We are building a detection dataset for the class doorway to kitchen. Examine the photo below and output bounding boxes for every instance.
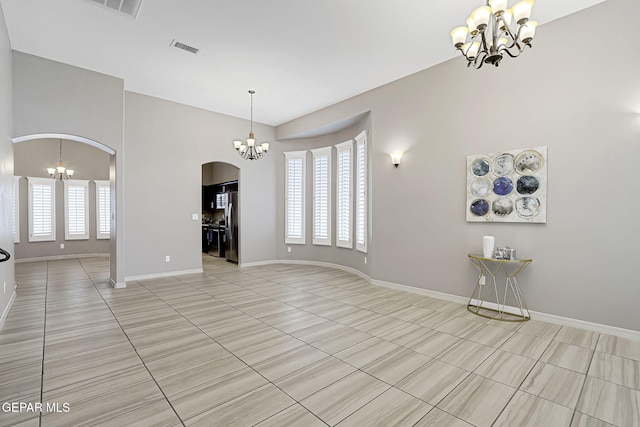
[202,162,240,264]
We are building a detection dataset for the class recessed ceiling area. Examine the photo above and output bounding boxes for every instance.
[0,0,605,127]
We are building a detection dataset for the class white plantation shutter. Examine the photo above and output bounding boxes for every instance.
[285,151,306,244]
[28,177,56,242]
[335,140,353,248]
[95,181,111,239]
[65,180,89,240]
[312,147,332,246]
[13,176,21,243]
[355,131,368,253]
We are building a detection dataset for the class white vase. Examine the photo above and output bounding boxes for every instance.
[482,236,495,258]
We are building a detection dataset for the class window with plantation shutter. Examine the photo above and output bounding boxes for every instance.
[335,140,353,248]
[355,131,368,253]
[13,176,21,243]
[28,177,56,242]
[285,151,306,244]
[64,180,89,240]
[311,147,332,246]
[95,181,111,239]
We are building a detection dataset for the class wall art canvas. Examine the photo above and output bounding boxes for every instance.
[466,146,547,223]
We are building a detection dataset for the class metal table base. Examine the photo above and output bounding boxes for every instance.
[467,254,532,322]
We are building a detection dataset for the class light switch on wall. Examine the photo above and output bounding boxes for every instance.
[192,213,199,220]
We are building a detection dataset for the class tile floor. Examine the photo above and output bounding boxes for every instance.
[1,256,639,426]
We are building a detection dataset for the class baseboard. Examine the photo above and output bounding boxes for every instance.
[15,253,109,263]
[0,290,17,331]
[125,268,204,283]
[247,258,639,340]
[109,277,126,289]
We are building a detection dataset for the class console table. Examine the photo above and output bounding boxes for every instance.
[467,254,532,322]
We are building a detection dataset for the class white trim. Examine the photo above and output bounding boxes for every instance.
[311,146,332,246]
[64,179,90,240]
[125,268,204,282]
[27,177,56,242]
[239,259,640,340]
[284,151,307,245]
[109,278,126,289]
[15,253,110,263]
[94,180,111,239]
[0,290,17,331]
[12,133,115,155]
[335,140,353,249]
[355,131,368,253]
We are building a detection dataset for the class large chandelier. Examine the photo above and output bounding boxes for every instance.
[47,139,75,181]
[233,90,270,160]
[450,0,537,69]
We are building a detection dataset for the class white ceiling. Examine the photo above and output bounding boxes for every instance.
[0,0,604,127]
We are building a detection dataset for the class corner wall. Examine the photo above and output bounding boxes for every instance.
[0,3,14,325]
[12,51,125,285]
[276,0,640,331]
[124,92,277,277]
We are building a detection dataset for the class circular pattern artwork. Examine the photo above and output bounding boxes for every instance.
[467,146,546,222]
[470,199,490,217]
[493,177,513,196]
[515,150,544,174]
[493,154,515,176]
[515,197,541,218]
[469,178,492,197]
[517,176,539,195]
[471,158,491,177]
[492,198,514,216]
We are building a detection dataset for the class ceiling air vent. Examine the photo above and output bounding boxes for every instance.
[171,40,200,55]
[89,0,143,18]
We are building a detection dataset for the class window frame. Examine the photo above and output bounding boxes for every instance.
[284,150,307,245]
[28,177,56,243]
[335,140,353,249]
[64,179,90,241]
[95,180,111,240]
[355,131,368,253]
[311,146,332,246]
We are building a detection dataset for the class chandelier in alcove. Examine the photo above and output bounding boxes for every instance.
[47,139,75,180]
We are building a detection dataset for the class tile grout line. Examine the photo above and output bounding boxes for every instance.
[76,259,187,427]
[179,266,493,425]
[568,330,601,426]
[38,260,50,427]
[133,276,307,424]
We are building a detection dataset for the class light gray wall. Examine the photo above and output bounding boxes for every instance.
[202,162,239,186]
[12,52,125,285]
[124,92,276,277]
[212,162,239,185]
[13,139,110,259]
[275,115,372,276]
[276,0,640,331]
[0,4,14,322]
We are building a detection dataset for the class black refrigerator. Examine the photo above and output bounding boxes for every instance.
[224,191,239,263]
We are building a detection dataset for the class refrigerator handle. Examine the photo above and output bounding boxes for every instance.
[228,203,233,241]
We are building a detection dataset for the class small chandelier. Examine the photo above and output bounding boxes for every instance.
[47,139,75,181]
[450,0,537,69]
[233,90,270,160]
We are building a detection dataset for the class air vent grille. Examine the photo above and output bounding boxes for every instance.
[89,0,143,18]
[171,40,200,55]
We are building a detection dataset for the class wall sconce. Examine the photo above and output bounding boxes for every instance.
[390,152,403,168]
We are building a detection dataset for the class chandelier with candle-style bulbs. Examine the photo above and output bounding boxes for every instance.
[47,139,75,181]
[450,0,537,69]
[232,90,270,160]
